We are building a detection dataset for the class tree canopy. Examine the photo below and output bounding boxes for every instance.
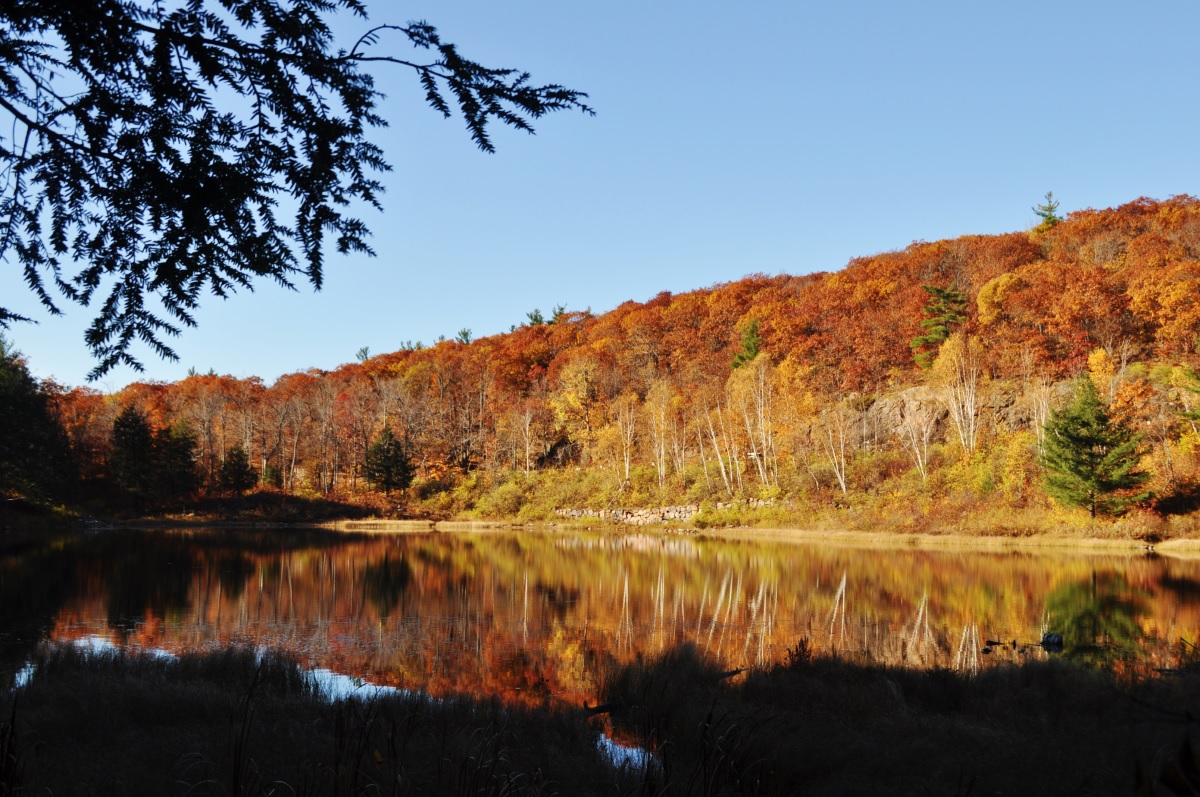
[18,194,1200,526]
[0,1,592,377]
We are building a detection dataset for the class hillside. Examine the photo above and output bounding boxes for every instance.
[35,195,1200,535]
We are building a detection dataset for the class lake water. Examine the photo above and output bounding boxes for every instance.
[2,526,1198,706]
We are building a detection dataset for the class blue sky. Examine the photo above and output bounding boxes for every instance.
[5,1,1200,390]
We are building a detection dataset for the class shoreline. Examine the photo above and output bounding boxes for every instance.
[327,518,1199,557]
[19,513,1200,558]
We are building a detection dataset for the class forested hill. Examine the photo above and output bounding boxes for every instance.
[368,194,1197,393]
[30,196,1200,530]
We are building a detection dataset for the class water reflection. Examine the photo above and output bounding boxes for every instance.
[3,528,1200,705]
[1045,572,1148,666]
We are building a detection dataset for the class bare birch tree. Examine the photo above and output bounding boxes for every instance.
[727,354,778,487]
[645,379,675,489]
[819,400,853,495]
[931,332,985,455]
[895,395,939,482]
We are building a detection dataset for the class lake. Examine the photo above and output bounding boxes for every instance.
[3,526,1198,706]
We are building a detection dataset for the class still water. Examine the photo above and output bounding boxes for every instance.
[2,527,1199,706]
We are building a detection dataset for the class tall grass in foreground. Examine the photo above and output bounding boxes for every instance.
[6,643,1200,794]
[598,642,1200,794]
[2,646,624,796]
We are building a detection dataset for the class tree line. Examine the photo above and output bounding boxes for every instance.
[7,196,1200,524]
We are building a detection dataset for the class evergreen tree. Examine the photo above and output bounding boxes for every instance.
[155,423,200,501]
[1182,368,1200,428]
[156,427,200,501]
[732,319,763,369]
[365,428,414,495]
[219,445,258,495]
[1041,377,1150,518]
[910,284,969,369]
[1032,191,1063,233]
[0,336,75,500]
[0,3,591,376]
[109,406,156,499]
[109,408,198,504]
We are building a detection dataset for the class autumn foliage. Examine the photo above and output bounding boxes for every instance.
[38,196,1200,530]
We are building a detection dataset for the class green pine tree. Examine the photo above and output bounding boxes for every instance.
[0,336,75,501]
[1041,377,1150,518]
[910,284,968,369]
[109,406,156,499]
[219,445,258,495]
[365,428,414,495]
[1182,368,1200,428]
[109,407,198,505]
[732,319,763,369]
[154,423,199,502]
[1032,191,1063,234]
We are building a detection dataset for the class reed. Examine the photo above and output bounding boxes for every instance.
[596,641,1200,794]
[2,644,626,796]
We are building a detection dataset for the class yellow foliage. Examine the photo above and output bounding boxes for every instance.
[929,332,985,388]
[1087,348,1118,400]
[976,272,1025,325]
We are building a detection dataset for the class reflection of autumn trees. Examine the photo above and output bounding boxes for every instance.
[14,530,1200,707]
[38,196,1200,517]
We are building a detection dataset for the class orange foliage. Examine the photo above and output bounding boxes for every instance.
[41,195,1200,505]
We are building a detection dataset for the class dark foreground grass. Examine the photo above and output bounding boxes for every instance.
[598,643,1200,795]
[6,644,1200,795]
[2,646,623,796]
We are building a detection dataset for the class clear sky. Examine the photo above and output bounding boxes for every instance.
[4,1,1200,391]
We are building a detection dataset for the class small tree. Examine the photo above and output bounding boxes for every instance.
[1041,377,1150,517]
[910,285,968,369]
[732,319,763,369]
[219,445,258,495]
[365,428,414,495]
[1032,191,1063,233]
[109,406,156,499]
[155,423,200,502]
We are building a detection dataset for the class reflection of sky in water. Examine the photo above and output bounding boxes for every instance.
[11,636,396,704]
[13,662,33,689]
[597,735,654,771]
[308,667,401,701]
